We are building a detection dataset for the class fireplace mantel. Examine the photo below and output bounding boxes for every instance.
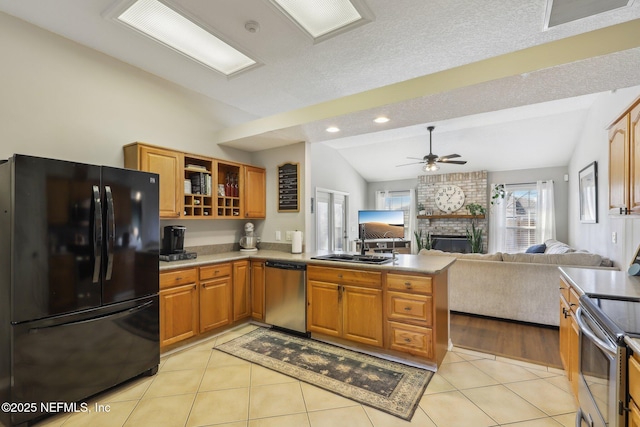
[417,214,485,219]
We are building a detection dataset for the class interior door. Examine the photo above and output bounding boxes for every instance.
[101,167,160,304]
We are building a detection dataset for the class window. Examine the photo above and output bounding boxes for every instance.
[504,184,537,253]
[375,190,412,239]
[489,181,555,253]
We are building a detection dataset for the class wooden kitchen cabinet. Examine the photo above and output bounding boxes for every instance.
[629,354,640,427]
[307,265,383,347]
[250,260,265,321]
[244,165,266,219]
[233,260,251,321]
[608,97,640,214]
[384,273,443,362]
[124,142,182,218]
[559,275,580,399]
[199,263,232,332]
[183,154,213,218]
[124,142,266,221]
[159,268,199,347]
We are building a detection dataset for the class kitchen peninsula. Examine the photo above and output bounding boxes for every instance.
[159,251,455,370]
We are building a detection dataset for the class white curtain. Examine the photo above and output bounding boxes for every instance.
[488,183,507,253]
[374,190,388,209]
[408,188,417,254]
[536,180,556,243]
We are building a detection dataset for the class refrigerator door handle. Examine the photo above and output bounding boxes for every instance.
[105,185,115,281]
[28,300,154,332]
[92,185,103,283]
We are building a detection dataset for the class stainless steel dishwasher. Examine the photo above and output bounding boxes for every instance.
[264,260,307,335]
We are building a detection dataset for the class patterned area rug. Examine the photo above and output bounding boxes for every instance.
[215,328,433,420]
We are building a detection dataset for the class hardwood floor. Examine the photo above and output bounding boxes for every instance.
[450,311,562,368]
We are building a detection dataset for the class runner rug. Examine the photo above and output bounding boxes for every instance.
[215,327,433,421]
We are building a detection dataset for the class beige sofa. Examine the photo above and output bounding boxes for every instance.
[420,242,616,327]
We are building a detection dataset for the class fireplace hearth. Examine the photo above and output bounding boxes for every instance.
[431,235,471,253]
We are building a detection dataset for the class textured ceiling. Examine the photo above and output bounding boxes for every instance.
[2,0,640,180]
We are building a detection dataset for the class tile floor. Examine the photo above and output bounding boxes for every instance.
[34,324,578,427]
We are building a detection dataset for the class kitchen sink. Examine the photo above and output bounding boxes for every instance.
[310,253,393,264]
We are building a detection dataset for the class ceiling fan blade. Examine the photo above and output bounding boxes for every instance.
[396,161,424,167]
[406,157,425,161]
[438,159,467,165]
[439,153,461,160]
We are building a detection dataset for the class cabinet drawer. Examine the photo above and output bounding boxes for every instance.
[160,268,197,290]
[386,291,432,325]
[630,355,640,404]
[387,321,433,359]
[307,265,381,287]
[200,263,232,280]
[386,274,432,294]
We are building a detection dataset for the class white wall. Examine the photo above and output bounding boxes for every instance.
[249,142,306,246]
[0,12,264,248]
[309,143,368,251]
[568,85,640,268]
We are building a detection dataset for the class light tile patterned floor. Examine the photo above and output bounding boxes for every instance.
[34,324,577,427]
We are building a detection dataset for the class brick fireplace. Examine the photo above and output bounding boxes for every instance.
[416,171,488,252]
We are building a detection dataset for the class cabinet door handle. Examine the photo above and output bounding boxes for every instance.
[175,276,182,281]
[404,307,412,311]
[404,338,412,343]
[404,282,412,288]
[337,274,343,279]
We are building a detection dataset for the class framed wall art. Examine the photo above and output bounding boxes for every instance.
[579,161,598,223]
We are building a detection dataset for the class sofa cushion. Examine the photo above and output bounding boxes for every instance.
[419,249,503,261]
[501,252,603,266]
[544,239,574,254]
[525,243,546,253]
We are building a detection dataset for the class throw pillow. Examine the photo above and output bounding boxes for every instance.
[525,243,546,253]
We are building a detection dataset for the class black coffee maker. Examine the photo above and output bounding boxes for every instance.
[162,225,186,255]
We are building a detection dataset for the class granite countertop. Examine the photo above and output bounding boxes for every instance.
[559,266,640,300]
[160,250,457,275]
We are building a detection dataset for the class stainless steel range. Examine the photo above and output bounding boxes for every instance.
[575,295,640,427]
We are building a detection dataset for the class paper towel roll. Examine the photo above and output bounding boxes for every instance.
[629,263,640,276]
[291,231,303,254]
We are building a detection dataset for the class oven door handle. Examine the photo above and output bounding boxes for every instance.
[575,407,593,427]
[575,307,617,357]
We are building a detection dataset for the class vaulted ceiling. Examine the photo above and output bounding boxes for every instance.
[2,0,640,181]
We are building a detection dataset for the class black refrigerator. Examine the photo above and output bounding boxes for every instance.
[0,154,160,427]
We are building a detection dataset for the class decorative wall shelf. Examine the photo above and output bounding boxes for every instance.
[417,214,485,219]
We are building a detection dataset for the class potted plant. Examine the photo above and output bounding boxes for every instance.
[414,230,432,251]
[491,184,505,205]
[417,202,426,216]
[465,203,486,253]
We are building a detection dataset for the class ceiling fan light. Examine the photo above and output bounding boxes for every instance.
[423,163,439,172]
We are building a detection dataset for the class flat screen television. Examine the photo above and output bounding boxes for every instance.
[358,210,405,239]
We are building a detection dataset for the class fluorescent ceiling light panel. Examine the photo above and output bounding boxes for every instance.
[117,0,256,76]
[271,0,365,39]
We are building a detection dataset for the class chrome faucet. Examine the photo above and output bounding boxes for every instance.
[383,231,400,262]
[391,236,400,262]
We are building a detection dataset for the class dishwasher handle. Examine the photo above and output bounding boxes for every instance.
[265,260,307,271]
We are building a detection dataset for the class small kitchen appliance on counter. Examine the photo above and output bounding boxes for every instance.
[160,225,196,261]
[240,222,259,252]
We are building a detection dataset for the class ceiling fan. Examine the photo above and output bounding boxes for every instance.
[397,126,467,171]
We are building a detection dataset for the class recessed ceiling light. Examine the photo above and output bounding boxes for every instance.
[326,126,340,133]
[374,116,390,123]
[270,0,371,41]
[117,0,257,76]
